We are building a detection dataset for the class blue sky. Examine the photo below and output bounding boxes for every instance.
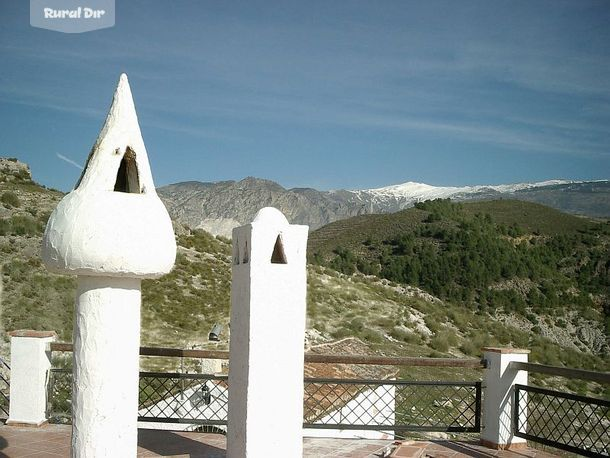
[0,0,609,192]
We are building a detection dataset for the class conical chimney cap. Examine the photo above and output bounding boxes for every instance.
[42,74,176,278]
[76,73,155,194]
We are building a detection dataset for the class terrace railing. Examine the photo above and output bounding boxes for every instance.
[0,357,9,420]
[138,371,228,428]
[5,337,606,456]
[511,361,610,458]
[303,378,481,433]
[47,343,485,434]
[40,342,610,455]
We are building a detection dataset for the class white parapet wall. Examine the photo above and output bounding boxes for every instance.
[7,330,56,426]
[481,347,529,450]
[227,207,309,458]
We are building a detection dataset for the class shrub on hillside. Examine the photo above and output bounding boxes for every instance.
[0,218,10,235]
[328,246,358,275]
[429,330,458,352]
[390,327,422,344]
[10,215,43,236]
[0,215,44,236]
[1,191,20,208]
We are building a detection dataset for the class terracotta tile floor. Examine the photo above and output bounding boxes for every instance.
[390,440,558,458]
[0,425,558,458]
[0,425,393,457]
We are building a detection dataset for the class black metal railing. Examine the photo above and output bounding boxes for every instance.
[48,370,481,433]
[510,362,610,385]
[303,378,480,432]
[48,369,229,428]
[0,357,10,419]
[514,384,610,458]
[139,372,228,427]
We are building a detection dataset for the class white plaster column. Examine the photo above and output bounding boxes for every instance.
[481,347,529,450]
[227,207,309,458]
[7,330,56,426]
[72,276,141,457]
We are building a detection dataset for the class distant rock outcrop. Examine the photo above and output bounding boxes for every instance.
[157,178,372,237]
[0,158,32,183]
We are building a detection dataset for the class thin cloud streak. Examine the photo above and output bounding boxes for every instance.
[56,153,83,170]
[0,95,104,119]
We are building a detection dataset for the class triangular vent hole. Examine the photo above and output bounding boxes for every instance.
[271,235,287,264]
[114,147,141,193]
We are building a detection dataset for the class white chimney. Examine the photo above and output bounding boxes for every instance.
[42,73,176,457]
[227,207,309,458]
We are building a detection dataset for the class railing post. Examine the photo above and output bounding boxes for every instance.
[227,208,309,458]
[480,347,529,450]
[6,330,56,426]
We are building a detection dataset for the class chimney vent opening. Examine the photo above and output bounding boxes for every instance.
[114,147,141,193]
[271,234,287,264]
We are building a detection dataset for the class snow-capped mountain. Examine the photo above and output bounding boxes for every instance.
[362,179,576,200]
[158,178,609,237]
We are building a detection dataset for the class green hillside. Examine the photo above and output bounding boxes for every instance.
[310,199,597,255]
[309,199,609,360]
[461,199,598,235]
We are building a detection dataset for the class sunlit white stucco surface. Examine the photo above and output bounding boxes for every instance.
[72,276,141,456]
[228,207,309,458]
[6,333,55,426]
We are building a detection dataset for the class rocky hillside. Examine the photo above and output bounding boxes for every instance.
[158,178,368,237]
[0,158,69,339]
[158,178,610,237]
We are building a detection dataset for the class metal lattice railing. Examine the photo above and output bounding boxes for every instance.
[0,357,10,419]
[47,370,481,433]
[139,372,228,427]
[514,384,610,458]
[303,378,481,432]
[47,369,229,428]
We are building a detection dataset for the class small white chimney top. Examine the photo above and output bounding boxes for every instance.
[252,206,289,227]
[42,73,176,278]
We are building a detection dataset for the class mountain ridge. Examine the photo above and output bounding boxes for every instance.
[158,177,610,237]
